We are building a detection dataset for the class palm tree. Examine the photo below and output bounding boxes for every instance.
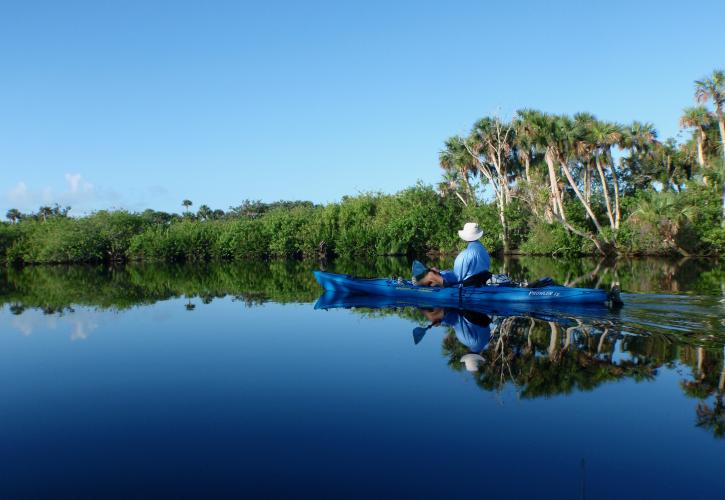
[694,69,725,225]
[197,204,212,221]
[551,114,607,237]
[38,206,54,222]
[439,136,477,206]
[465,116,517,253]
[619,121,658,191]
[680,106,711,167]
[182,199,193,214]
[6,208,21,223]
[572,113,597,206]
[516,109,566,221]
[513,115,542,187]
[589,120,624,229]
[437,169,469,206]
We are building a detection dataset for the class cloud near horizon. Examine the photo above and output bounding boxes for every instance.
[3,173,123,215]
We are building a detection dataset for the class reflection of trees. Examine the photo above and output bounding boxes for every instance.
[3,256,723,314]
[443,317,660,398]
[438,312,725,438]
[505,256,724,295]
[0,261,323,313]
[680,346,725,438]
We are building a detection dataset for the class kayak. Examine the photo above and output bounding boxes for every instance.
[313,270,618,305]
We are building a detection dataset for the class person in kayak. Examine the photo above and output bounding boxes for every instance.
[413,222,491,287]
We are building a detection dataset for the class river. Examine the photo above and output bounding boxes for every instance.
[1,257,723,498]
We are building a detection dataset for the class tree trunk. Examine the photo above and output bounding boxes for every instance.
[545,149,565,220]
[595,155,615,228]
[696,129,705,167]
[584,161,592,204]
[663,155,672,192]
[461,170,476,206]
[548,322,559,357]
[502,166,512,204]
[605,149,621,230]
[717,115,725,227]
[559,157,605,235]
[497,191,510,254]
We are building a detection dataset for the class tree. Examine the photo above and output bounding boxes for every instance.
[36,204,70,222]
[439,136,477,206]
[587,120,624,229]
[694,69,725,225]
[463,115,517,253]
[197,204,212,221]
[680,106,711,168]
[6,208,21,223]
[620,121,658,191]
[516,110,566,222]
[651,139,692,192]
[182,199,193,214]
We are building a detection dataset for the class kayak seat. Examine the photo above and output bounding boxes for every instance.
[462,271,492,287]
[526,277,555,288]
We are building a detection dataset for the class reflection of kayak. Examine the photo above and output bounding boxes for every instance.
[314,291,613,322]
[314,270,615,305]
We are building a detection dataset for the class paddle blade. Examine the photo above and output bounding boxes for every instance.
[413,327,428,345]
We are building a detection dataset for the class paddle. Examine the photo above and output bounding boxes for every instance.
[412,324,434,345]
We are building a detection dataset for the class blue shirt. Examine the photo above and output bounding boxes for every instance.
[441,311,491,352]
[440,241,490,286]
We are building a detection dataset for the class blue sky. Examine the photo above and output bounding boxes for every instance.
[1,0,723,215]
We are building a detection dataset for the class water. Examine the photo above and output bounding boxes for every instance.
[1,257,724,499]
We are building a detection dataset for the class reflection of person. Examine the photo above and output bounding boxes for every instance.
[420,308,492,353]
[413,222,491,287]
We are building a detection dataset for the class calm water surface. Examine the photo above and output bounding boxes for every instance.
[1,257,724,499]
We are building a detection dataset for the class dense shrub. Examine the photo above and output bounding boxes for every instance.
[618,184,724,256]
[2,182,722,264]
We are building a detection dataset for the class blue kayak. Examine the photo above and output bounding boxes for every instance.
[313,270,617,305]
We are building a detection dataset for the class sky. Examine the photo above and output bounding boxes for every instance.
[1,0,723,215]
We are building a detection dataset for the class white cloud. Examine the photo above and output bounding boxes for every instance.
[70,317,98,341]
[65,173,93,195]
[6,309,99,341]
[2,173,115,214]
[8,182,29,204]
[2,173,168,215]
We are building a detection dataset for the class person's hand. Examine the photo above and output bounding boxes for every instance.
[430,267,440,273]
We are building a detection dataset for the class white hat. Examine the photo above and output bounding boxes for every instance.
[460,353,485,372]
[458,222,484,242]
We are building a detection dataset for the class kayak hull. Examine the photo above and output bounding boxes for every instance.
[313,271,611,305]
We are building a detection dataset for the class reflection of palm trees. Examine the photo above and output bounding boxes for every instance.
[696,395,725,438]
[680,345,725,438]
[442,314,660,398]
[185,298,195,311]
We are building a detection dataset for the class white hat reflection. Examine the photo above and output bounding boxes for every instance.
[460,353,485,372]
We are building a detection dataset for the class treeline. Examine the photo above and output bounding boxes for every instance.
[0,186,471,264]
[1,70,723,264]
[437,69,725,256]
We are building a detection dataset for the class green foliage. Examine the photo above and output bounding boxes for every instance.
[2,178,724,265]
[519,221,585,255]
[0,223,21,262]
[618,184,724,256]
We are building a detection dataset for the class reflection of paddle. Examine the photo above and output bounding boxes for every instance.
[413,324,434,344]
